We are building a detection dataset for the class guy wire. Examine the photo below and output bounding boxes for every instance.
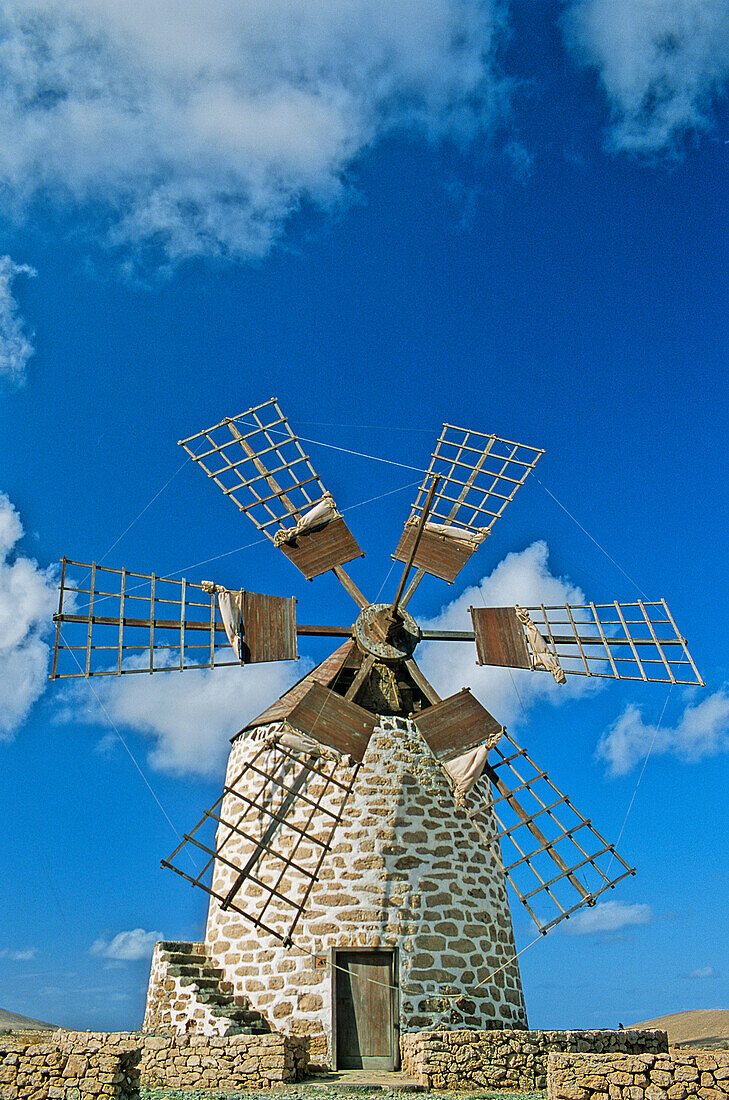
[60,629,196,869]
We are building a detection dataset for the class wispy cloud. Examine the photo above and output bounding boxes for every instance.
[418,540,598,729]
[0,256,36,385]
[597,688,729,776]
[0,948,37,961]
[688,965,715,979]
[0,492,58,738]
[90,928,161,962]
[61,656,307,777]
[0,1,511,271]
[564,899,652,936]
[562,0,729,156]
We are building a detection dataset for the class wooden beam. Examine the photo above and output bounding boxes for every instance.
[404,658,441,705]
[344,653,376,702]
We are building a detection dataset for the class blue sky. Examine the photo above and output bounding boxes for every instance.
[0,0,727,1032]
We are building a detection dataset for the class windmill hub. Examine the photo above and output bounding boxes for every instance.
[354,602,420,661]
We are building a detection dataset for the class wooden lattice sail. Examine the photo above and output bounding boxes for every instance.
[50,559,297,679]
[163,734,362,945]
[393,424,544,584]
[463,730,635,933]
[178,399,364,581]
[470,601,703,685]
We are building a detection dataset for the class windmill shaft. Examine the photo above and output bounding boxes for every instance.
[55,611,351,638]
[420,628,685,647]
[390,474,440,624]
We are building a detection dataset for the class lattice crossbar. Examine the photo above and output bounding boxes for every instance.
[464,731,635,934]
[50,558,296,679]
[178,399,330,541]
[521,600,703,686]
[408,423,543,536]
[163,740,360,945]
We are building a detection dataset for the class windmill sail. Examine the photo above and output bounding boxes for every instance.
[163,734,361,945]
[393,423,543,583]
[178,399,363,580]
[50,559,297,679]
[470,601,703,685]
[462,729,635,934]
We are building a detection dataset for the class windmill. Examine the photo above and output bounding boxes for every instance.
[51,399,703,1052]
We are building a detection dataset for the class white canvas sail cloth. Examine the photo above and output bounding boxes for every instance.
[444,743,493,802]
[515,605,566,684]
[248,721,344,761]
[423,520,488,545]
[274,494,338,546]
[201,581,244,660]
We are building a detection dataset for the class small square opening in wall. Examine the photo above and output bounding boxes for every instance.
[314,956,327,969]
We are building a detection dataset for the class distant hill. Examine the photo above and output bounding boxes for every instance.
[0,1007,58,1032]
[632,1009,729,1050]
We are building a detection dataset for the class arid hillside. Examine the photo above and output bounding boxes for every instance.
[0,1007,57,1031]
[633,1009,729,1049]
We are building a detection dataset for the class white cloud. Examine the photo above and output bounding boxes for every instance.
[0,0,511,269]
[562,0,729,155]
[564,899,652,935]
[64,656,308,777]
[418,541,597,729]
[0,255,36,385]
[688,965,715,979]
[0,492,57,738]
[90,928,161,961]
[0,947,37,960]
[597,688,729,777]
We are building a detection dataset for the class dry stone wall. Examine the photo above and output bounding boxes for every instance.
[0,1030,307,1098]
[0,1031,139,1100]
[400,1028,669,1091]
[548,1050,729,1100]
[204,715,527,1064]
[140,1032,307,1090]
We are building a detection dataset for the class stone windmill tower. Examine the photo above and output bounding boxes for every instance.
[51,400,703,1069]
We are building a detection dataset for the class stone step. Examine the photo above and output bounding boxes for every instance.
[178,975,224,992]
[158,942,207,959]
[167,963,225,980]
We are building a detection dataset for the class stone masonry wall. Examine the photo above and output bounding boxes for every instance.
[203,715,527,1065]
[548,1050,729,1100]
[140,1032,307,1090]
[0,1031,139,1100]
[0,1030,307,1098]
[400,1029,669,1091]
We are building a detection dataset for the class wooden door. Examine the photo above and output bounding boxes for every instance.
[335,951,397,1070]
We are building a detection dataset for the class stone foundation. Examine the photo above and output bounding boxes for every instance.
[400,1028,669,1091]
[548,1050,729,1100]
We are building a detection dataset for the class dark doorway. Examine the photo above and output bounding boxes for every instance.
[334,950,398,1070]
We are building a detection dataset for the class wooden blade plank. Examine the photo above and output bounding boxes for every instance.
[278,521,365,583]
[471,606,531,669]
[285,681,375,761]
[415,687,502,760]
